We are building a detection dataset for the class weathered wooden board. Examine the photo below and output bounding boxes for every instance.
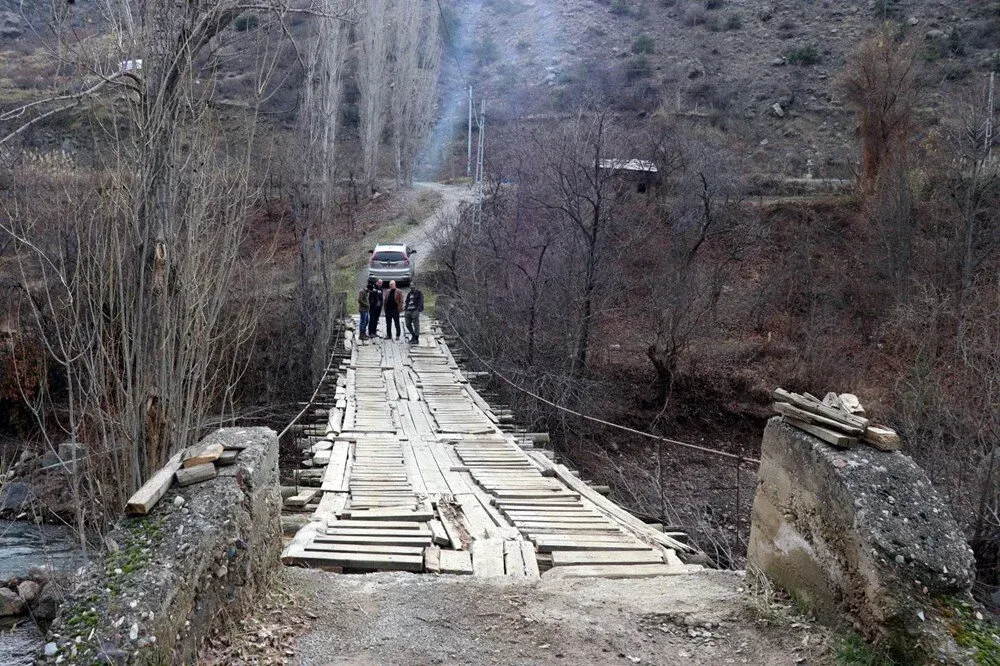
[551,550,664,566]
[126,451,184,515]
[471,539,505,577]
[176,462,217,486]
[182,443,224,468]
[438,549,474,575]
[541,563,685,579]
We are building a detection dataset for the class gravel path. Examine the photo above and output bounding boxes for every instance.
[284,568,831,665]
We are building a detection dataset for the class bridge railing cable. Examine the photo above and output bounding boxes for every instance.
[441,317,761,467]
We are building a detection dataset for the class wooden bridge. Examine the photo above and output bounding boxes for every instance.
[280,317,702,579]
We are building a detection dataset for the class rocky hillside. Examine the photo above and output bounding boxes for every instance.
[452,0,999,178]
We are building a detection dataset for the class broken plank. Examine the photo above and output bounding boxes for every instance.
[285,489,319,507]
[521,541,540,578]
[424,546,441,573]
[295,549,423,571]
[863,425,901,452]
[503,540,525,577]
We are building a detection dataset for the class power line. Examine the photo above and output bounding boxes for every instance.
[442,318,761,466]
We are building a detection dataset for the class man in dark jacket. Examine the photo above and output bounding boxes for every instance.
[357,285,370,341]
[404,282,424,344]
[383,280,403,340]
[367,279,383,338]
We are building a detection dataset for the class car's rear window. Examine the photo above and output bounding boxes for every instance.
[373,251,406,262]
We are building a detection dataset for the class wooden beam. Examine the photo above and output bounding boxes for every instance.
[181,443,224,468]
[175,462,217,486]
[126,451,183,515]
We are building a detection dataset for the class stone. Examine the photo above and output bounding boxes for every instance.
[0,587,25,616]
[925,29,945,40]
[129,622,139,641]
[17,580,40,603]
[748,418,976,662]
[32,582,63,621]
[44,642,58,657]
[771,103,785,118]
[907,16,919,26]
[771,57,785,67]
[173,495,186,508]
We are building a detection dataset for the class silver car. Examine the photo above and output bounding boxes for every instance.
[367,243,416,286]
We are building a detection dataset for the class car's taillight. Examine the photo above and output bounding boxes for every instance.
[402,257,410,266]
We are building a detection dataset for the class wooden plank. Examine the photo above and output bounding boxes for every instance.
[182,443,224,468]
[285,489,319,507]
[438,549,474,575]
[783,417,857,449]
[773,402,863,436]
[217,450,239,466]
[521,541,540,578]
[325,528,431,538]
[773,388,869,429]
[551,550,664,566]
[326,520,428,530]
[542,563,686,579]
[344,507,433,521]
[503,540,525,577]
[549,464,693,553]
[175,462,217,486]
[471,539,505,577]
[429,520,450,546]
[126,451,183,515]
[294,550,423,571]
[313,534,432,547]
[863,425,901,451]
[531,538,649,553]
[424,546,441,573]
[304,543,425,556]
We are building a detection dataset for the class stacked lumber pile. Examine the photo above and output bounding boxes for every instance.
[772,388,901,451]
[125,440,244,515]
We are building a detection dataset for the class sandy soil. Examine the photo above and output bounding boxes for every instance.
[278,568,831,666]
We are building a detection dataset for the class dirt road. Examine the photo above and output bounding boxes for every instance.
[356,181,473,293]
[279,568,830,665]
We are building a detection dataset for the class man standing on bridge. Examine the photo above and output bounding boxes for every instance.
[383,280,404,340]
[368,279,383,338]
[404,281,424,345]
[357,284,371,341]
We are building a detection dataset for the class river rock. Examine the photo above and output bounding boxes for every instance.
[17,580,40,603]
[32,582,62,621]
[0,587,25,616]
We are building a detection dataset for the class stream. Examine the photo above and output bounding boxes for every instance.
[0,520,84,665]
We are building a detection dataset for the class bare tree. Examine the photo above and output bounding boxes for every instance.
[837,27,919,191]
[357,0,392,191]
[0,0,356,531]
[388,0,441,187]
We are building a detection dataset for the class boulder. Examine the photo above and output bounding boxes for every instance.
[32,582,63,621]
[749,418,976,662]
[771,103,785,118]
[0,587,25,616]
[17,580,40,604]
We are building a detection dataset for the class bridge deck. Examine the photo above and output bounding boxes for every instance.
[282,318,701,578]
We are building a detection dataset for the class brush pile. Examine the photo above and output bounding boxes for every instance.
[772,388,901,451]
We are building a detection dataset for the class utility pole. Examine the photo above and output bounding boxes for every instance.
[986,72,995,163]
[474,98,486,225]
[467,86,473,177]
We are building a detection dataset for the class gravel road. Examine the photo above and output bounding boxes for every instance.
[284,568,831,665]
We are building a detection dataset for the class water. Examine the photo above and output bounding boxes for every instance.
[0,520,85,664]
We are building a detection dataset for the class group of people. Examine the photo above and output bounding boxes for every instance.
[357,279,424,344]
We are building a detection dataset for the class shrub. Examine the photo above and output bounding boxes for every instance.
[759,6,774,22]
[725,13,743,30]
[516,38,531,52]
[476,35,500,65]
[991,52,1000,73]
[611,0,631,16]
[233,13,259,31]
[632,34,655,54]
[943,60,972,81]
[873,0,897,18]
[947,27,966,56]
[625,55,652,81]
[788,45,820,66]
[706,15,722,32]
[705,0,724,9]
[683,3,707,26]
